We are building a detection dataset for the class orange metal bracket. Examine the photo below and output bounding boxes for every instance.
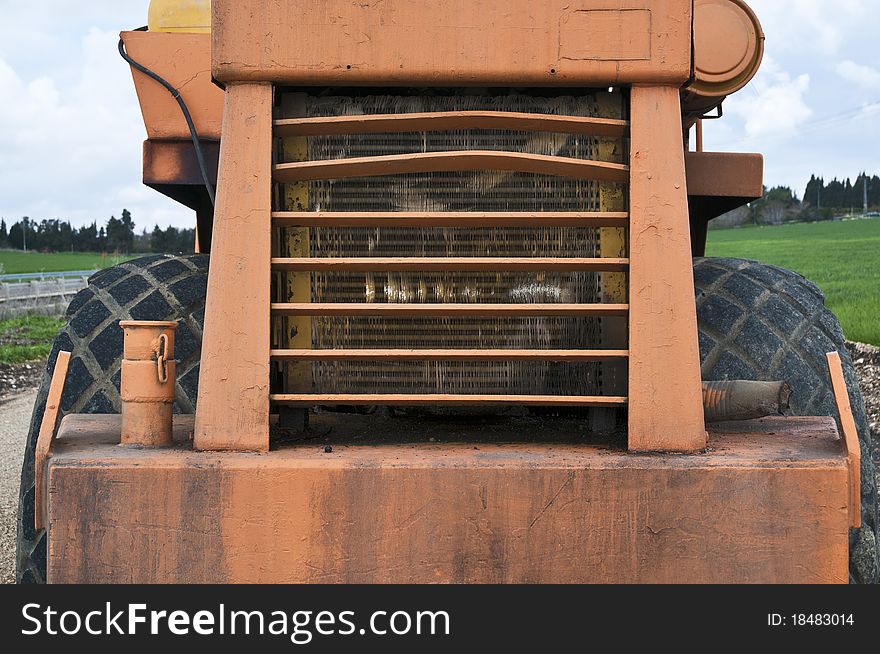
[270,257,629,273]
[122,31,222,140]
[270,349,629,362]
[34,351,71,531]
[826,351,862,529]
[274,112,629,138]
[274,151,629,184]
[272,211,629,228]
[271,303,628,318]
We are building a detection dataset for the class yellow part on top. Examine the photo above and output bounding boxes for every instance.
[148,0,211,33]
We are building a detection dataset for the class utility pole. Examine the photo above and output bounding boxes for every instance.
[22,218,27,253]
[864,173,869,215]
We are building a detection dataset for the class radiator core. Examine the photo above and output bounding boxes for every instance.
[275,92,627,398]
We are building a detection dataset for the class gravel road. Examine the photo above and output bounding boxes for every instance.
[0,391,35,584]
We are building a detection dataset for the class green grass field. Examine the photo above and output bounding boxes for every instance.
[706,218,880,345]
[0,251,133,276]
[0,315,66,364]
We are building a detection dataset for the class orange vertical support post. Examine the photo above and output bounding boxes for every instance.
[34,351,71,531]
[628,86,707,452]
[194,83,273,451]
[826,351,862,529]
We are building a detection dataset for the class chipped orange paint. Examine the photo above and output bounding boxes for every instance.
[628,86,708,452]
[690,1,764,100]
[34,351,71,531]
[211,0,694,86]
[47,414,849,584]
[685,151,764,200]
[193,83,273,452]
[122,31,222,140]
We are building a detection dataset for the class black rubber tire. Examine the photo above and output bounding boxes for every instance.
[15,254,208,584]
[695,257,879,584]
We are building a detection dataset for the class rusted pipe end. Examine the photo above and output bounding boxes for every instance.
[119,320,179,447]
[120,320,179,360]
[702,380,791,423]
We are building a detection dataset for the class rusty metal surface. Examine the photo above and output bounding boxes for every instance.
[686,151,765,255]
[827,352,862,529]
[683,0,765,116]
[47,413,849,584]
[122,30,221,140]
[143,139,219,189]
[271,92,621,402]
[119,321,178,447]
[34,351,70,531]
[702,380,791,423]
[212,0,693,86]
[142,139,218,250]
[686,151,764,199]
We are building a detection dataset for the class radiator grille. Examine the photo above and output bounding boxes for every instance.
[273,91,627,399]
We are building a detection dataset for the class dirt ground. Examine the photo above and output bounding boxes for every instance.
[0,362,42,399]
[0,391,36,583]
[847,342,880,459]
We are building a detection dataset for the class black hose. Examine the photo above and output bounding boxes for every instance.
[118,26,216,207]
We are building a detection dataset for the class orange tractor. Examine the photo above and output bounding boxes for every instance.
[17,0,877,583]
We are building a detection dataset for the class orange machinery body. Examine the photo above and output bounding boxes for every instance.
[44,0,855,584]
[126,0,765,256]
[48,413,849,583]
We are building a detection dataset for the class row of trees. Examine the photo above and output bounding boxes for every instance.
[712,172,880,229]
[803,174,880,212]
[0,211,195,255]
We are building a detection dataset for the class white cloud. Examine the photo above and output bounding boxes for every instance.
[0,23,190,230]
[835,60,880,90]
[748,0,862,56]
[704,2,880,196]
[724,58,812,139]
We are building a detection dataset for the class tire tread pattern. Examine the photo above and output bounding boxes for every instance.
[695,257,878,584]
[16,255,208,584]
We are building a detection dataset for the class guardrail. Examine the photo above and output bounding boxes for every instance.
[0,270,98,283]
[0,276,89,318]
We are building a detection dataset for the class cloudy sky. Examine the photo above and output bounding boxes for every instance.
[1,0,878,229]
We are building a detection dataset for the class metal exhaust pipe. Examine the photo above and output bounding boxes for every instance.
[702,380,791,423]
